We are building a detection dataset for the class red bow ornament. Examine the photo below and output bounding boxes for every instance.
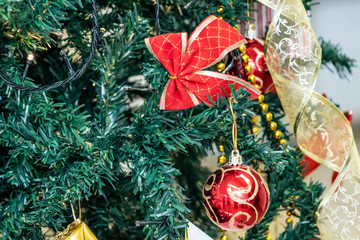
[145,15,261,110]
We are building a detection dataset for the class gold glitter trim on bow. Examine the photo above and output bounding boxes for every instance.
[264,0,360,239]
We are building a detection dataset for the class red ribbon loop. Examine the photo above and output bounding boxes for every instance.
[145,15,261,110]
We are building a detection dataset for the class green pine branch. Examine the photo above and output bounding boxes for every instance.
[319,37,356,80]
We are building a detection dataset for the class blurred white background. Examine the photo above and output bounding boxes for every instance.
[307,0,360,190]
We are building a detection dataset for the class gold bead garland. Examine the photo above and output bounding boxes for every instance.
[217,5,225,13]
[217,62,226,72]
[286,202,296,224]
[239,44,287,146]
[218,145,226,164]
[248,74,256,84]
[216,44,288,169]
[219,228,228,240]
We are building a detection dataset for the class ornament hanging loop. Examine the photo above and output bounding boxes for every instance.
[229,150,243,165]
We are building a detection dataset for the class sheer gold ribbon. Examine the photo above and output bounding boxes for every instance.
[260,0,360,238]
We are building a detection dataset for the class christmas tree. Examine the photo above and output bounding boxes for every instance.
[0,0,356,240]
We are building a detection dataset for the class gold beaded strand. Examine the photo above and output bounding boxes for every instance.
[238,44,287,146]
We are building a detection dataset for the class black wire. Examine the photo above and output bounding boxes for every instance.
[0,0,100,92]
[155,0,161,35]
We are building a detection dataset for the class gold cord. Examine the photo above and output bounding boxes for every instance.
[229,97,238,153]
[247,0,254,25]
[70,200,82,221]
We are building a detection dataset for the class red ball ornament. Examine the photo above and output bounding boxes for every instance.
[202,164,270,231]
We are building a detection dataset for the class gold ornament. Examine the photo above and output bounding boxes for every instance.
[267,236,272,240]
[244,64,252,73]
[219,145,224,152]
[234,24,239,30]
[279,139,287,146]
[217,62,226,72]
[238,44,246,53]
[217,5,225,13]
[55,219,98,240]
[252,126,259,133]
[258,94,264,103]
[248,74,256,84]
[241,54,249,63]
[265,112,273,121]
[217,16,223,20]
[287,211,292,216]
[286,217,293,223]
[220,235,229,240]
[254,84,261,89]
[218,155,226,164]
[260,103,268,112]
[274,130,282,139]
[269,121,277,130]
[252,115,258,124]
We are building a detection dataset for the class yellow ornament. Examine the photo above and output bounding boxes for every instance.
[274,130,282,139]
[252,126,259,133]
[267,236,272,240]
[218,155,226,164]
[220,235,229,240]
[234,24,239,30]
[244,64,252,73]
[248,74,256,84]
[279,139,287,146]
[258,94,264,103]
[252,115,258,124]
[217,62,226,72]
[238,44,246,53]
[260,103,268,112]
[265,112,273,121]
[217,5,225,13]
[269,121,277,130]
[219,145,224,152]
[55,219,98,240]
[241,54,249,63]
[218,16,223,20]
[254,84,261,89]
[286,217,293,223]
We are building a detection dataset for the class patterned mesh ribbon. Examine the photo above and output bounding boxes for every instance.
[260,0,360,238]
[145,15,261,110]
